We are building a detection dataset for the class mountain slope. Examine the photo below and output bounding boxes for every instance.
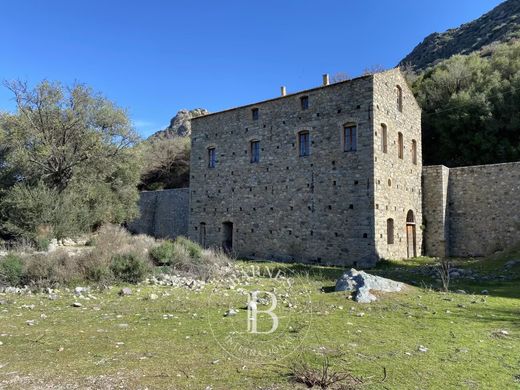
[400,0,520,71]
[150,108,209,139]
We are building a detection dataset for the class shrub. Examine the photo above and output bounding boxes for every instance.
[23,251,81,288]
[150,241,175,265]
[175,236,202,259]
[0,254,24,286]
[110,253,150,283]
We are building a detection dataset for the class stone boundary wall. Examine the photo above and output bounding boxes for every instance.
[128,188,189,239]
[423,162,520,257]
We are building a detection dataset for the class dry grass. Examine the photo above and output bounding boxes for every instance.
[291,357,363,389]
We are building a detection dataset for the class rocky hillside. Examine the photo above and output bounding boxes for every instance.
[150,108,209,139]
[400,0,520,71]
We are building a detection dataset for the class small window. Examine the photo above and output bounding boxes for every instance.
[411,139,417,165]
[252,108,259,120]
[381,124,388,153]
[298,131,310,157]
[398,132,404,159]
[208,147,216,168]
[250,140,260,163]
[396,85,403,112]
[300,96,309,110]
[344,124,357,152]
[387,218,394,244]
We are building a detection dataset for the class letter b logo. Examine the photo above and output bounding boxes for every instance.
[247,291,278,334]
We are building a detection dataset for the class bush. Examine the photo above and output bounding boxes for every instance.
[0,254,24,286]
[150,241,175,265]
[110,253,150,283]
[23,251,82,288]
[175,236,202,259]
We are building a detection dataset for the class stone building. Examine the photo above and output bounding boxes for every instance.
[188,69,422,267]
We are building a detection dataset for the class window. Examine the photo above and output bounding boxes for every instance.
[344,124,357,152]
[298,130,310,157]
[252,108,259,120]
[208,147,216,168]
[250,140,260,163]
[387,218,394,244]
[396,85,403,112]
[199,222,206,248]
[398,132,404,159]
[411,139,417,165]
[381,124,388,153]
[300,96,309,110]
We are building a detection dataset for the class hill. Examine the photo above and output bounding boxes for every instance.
[150,108,209,139]
[400,0,520,71]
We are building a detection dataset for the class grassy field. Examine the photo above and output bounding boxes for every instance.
[0,253,519,389]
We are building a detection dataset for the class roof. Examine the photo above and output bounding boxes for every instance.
[191,72,380,121]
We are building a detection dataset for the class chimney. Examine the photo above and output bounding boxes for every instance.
[322,73,330,86]
[280,86,287,96]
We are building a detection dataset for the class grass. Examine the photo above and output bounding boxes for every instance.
[0,253,519,389]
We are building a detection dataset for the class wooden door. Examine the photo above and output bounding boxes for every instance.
[406,224,416,258]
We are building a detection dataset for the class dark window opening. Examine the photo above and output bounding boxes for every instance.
[300,96,309,110]
[208,147,216,168]
[250,140,260,163]
[252,108,259,120]
[298,130,310,156]
[343,124,357,152]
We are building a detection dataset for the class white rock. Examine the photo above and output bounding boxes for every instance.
[224,309,238,317]
[418,345,428,352]
[335,269,403,303]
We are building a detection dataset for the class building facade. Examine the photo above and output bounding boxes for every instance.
[187,69,422,267]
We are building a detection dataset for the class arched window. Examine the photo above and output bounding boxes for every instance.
[387,218,394,244]
[406,210,415,224]
[343,123,357,152]
[381,124,388,153]
[396,85,403,112]
[298,130,310,156]
[411,139,417,165]
[398,132,404,159]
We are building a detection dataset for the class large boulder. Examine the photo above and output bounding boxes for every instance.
[335,269,404,303]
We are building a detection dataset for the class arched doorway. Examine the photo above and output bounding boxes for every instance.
[222,221,233,254]
[406,210,416,258]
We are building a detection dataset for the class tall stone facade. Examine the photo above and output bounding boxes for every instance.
[188,69,421,267]
[423,162,520,257]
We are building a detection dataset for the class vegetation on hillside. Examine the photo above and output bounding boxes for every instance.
[0,81,141,244]
[400,0,520,71]
[411,41,520,167]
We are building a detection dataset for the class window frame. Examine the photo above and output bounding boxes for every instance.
[298,130,310,157]
[250,140,260,163]
[207,147,216,168]
[396,85,403,112]
[381,124,388,153]
[300,96,309,110]
[251,108,259,121]
[343,123,357,152]
[387,218,394,244]
[398,132,404,160]
[411,139,417,165]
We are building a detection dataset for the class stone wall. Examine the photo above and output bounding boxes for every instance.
[128,189,189,239]
[423,162,520,257]
[189,69,421,266]
[372,70,423,260]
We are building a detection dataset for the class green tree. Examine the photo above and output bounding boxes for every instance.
[0,80,141,241]
[411,41,520,167]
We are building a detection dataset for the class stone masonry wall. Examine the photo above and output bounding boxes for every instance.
[422,165,450,257]
[128,189,189,239]
[189,75,377,266]
[423,162,520,257]
[447,162,520,256]
[373,70,423,260]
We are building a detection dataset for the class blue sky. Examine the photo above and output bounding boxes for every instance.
[0,0,503,137]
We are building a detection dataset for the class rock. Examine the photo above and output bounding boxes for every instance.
[48,294,59,301]
[74,287,89,296]
[455,290,467,294]
[418,345,428,353]
[72,302,83,308]
[335,269,403,303]
[504,260,519,268]
[481,289,489,295]
[118,288,132,296]
[150,108,209,138]
[149,293,158,300]
[0,300,6,305]
[224,309,238,317]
